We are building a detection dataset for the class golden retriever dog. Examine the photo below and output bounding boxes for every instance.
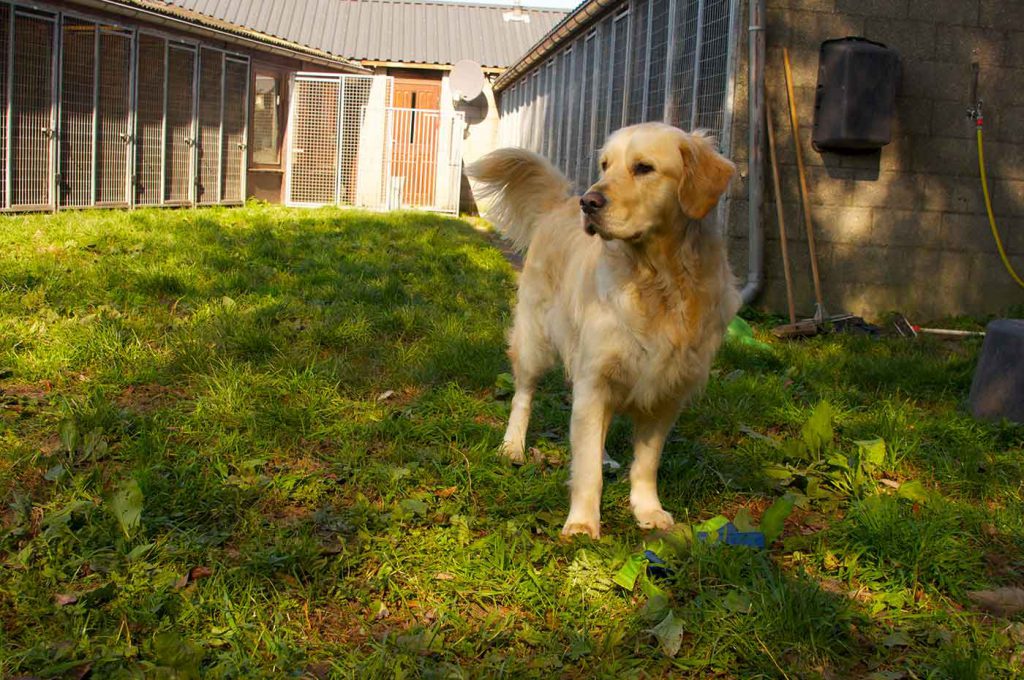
[467,123,740,539]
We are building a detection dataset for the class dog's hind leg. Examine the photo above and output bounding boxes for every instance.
[501,319,554,464]
[562,382,612,539]
[629,405,680,531]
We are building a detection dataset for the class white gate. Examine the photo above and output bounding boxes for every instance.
[286,73,464,214]
[379,107,464,214]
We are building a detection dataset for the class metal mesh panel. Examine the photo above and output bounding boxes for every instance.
[564,45,582,176]
[542,60,555,159]
[95,27,131,205]
[0,4,7,209]
[11,11,55,209]
[593,19,611,156]
[694,0,731,139]
[196,47,221,205]
[554,50,567,169]
[288,77,339,204]
[609,12,628,136]
[134,33,164,206]
[527,72,539,152]
[220,56,247,204]
[339,75,372,205]
[668,0,701,128]
[164,44,195,204]
[58,18,94,208]
[576,33,596,187]
[645,0,670,122]
[626,0,648,125]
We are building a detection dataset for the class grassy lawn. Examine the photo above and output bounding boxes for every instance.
[1,204,1022,678]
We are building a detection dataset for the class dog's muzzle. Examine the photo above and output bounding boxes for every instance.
[581,191,607,236]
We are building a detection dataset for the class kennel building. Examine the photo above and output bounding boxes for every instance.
[5,0,563,214]
[495,0,1024,319]
[0,0,371,213]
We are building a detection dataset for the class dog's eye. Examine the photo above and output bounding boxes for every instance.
[632,162,655,176]
[600,159,608,171]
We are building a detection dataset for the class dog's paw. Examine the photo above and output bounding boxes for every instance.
[634,507,675,531]
[561,521,600,540]
[499,441,525,465]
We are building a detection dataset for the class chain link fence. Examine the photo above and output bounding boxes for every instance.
[499,0,741,191]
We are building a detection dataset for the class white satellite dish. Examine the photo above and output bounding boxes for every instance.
[450,59,485,102]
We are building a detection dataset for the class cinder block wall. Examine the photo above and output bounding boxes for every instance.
[727,0,1024,321]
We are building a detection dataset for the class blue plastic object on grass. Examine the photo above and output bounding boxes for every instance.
[696,522,766,549]
[643,550,671,578]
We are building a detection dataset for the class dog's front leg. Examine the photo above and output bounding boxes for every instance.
[630,404,680,531]
[562,382,612,539]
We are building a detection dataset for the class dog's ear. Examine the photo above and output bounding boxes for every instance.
[677,133,735,220]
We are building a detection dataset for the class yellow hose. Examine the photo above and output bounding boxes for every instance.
[977,125,1024,289]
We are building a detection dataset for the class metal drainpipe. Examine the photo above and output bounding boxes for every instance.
[741,0,766,304]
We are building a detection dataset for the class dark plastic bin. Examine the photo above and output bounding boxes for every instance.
[812,37,900,152]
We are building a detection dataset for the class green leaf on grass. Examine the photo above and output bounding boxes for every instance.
[761,494,796,544]
[801,401,834,458]
[109,479,143,538]
[856,438,886,469]
[399,498,428,516]
[612,553,649,591]
[649,609,685,657]
[897,479,929,504]
[733,508,758,533]
[764,464,795,481]
[723,590,752,613]
[693,515,730,538]
[153,631,204,678]
[44,464,66,482]
[494,372,515,398]
[59,420,78,454]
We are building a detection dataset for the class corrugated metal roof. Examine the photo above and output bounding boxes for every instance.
[92,0,367,70]
[165,0,568,68]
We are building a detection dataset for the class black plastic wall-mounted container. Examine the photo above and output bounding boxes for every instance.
[812,37,900,152]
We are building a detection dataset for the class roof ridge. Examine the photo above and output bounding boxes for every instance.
[325,0,568,14]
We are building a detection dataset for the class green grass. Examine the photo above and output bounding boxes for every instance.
[0,204,1022,678]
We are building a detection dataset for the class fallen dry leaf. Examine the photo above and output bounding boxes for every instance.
[968,587,1024,616]
[879,479,901,489]
[189,565,213,581]
[175,565,214,589]
[376,390,395,402]
[434,571,455,581]
[435,486,457,498]
[54,593,78,606]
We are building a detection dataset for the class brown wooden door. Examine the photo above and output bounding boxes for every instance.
[391,74,441,207]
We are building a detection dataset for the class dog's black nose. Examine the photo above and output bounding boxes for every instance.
[580,191,607,215]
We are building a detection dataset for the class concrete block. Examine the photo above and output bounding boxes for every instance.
[934,25,1008,66]
[836,0,907,19]
[864,18,936,62]
[980,0,1024,29]
[908,0,979,26]
[969,319,1024,423]
[941,212,999,252]
[766,0,836,11]
[894,97,933,136]
[879,135,915,172]
[871,209,942,247]
[900,61,971,101]
[912,135,981,175]
[810,205,874,244]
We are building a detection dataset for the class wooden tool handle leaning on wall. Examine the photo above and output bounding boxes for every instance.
[782,47,826,320]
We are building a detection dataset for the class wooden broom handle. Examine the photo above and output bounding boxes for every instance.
[782,47,825,312]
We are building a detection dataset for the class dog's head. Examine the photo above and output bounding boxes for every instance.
[580,123,735,242]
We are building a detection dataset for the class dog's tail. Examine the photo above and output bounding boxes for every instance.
[467,148,573,252]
